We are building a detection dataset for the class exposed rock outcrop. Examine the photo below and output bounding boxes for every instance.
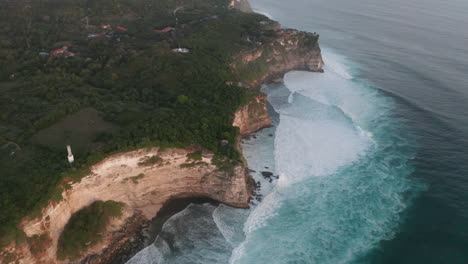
[233,94,272,135]
[0,5,325,264]
[0,148,251,264]
[0,86,280,264]
[233,29,324,88]
[229,0,253,12]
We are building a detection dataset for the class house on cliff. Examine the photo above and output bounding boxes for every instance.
[155,27,175,33]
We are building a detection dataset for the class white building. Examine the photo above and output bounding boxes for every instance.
[66,145,74,164]
[172,48,190,53]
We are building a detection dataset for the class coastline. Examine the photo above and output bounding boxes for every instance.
[3,147,252,264]
[83,197,219,264]
[0,1,324,263]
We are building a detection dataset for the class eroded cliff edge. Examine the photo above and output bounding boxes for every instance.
[232,29,324,88]
[1,148,252,264]
[233,94,272,135]
[0,9,325,264]
[0,96,275,264]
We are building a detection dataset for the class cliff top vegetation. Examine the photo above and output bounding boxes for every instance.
[0,0,278,246]
[0,0,318,247]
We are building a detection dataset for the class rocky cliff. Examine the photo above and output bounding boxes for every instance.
[0,148,251,264]
[0,94,275,264]
[0,5,325,264]
[229,0,253,12]
[233,94,272,135]
[232,29,324,88]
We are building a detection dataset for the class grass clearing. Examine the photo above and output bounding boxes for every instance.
[33,108,119,154]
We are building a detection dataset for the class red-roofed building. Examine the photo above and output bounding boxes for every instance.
[155,27,174,33]
[51,49,65,55]
[101,24,111,29]
[51,49,75,57]
[181,24,187,28]
[65,51,75,57]
[116,26,128,31]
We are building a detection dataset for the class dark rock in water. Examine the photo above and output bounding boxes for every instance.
[261,171,274,177]
[251,181,263,203]
[261,171,274,183]
[255,194,263,202]
[264,166,269,169]
[248,168,257,173]
[261,171,279,183]
[83,198,219,264]
[268,134,273,137]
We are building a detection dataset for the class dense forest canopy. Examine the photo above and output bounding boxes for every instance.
[0,0,276,245]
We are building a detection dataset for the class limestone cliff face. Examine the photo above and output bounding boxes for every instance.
[0,6,325,264]
[233,30,324,88]
[0,148,251,264]
[1,90,274,264]
[233,94,272,135]
[229,0,253,12]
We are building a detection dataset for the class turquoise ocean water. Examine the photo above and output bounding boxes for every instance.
[127,0,468,263]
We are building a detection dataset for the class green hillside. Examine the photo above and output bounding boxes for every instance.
[0,0,275,246]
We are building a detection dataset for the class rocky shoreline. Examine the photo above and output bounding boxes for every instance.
[83,197,218,264]
[0,2,324,263]
[231,29,324,89]
[77,95,274,264]
[1,146,253,264]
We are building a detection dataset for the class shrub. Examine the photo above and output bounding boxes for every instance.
[138,155,163,166]
[122,173,145,184]
[180,161,208,168]
[186,151,203,161]
[56,200,125,260]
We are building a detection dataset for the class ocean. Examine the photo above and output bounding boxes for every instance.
[126,0,468,263]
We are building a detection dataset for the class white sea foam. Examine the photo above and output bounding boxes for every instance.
[127,47,414,264]
[229,49,413,264]
[212,204,249,247]
[272,55,373,184]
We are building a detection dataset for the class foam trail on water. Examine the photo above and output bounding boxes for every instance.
[230,50,419,264]
[126,50,420,264]
[127,204,234,264]
[212,204,250,247]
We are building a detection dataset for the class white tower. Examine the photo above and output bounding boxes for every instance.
[66,145,74,164]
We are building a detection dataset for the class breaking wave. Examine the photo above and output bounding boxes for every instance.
[127,51,421,264]
[230,50,420,264]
